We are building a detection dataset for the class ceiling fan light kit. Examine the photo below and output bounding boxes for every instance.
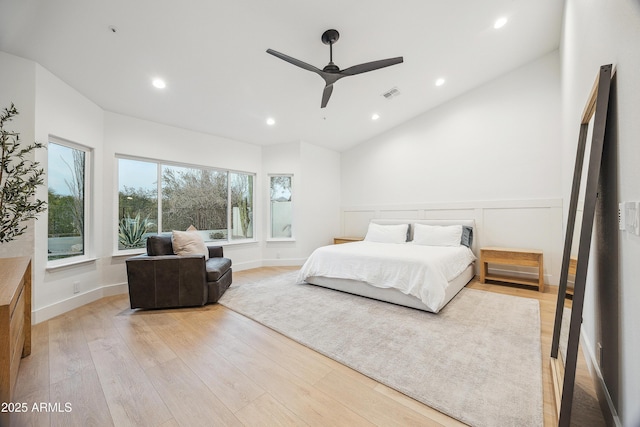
[267,29,403,108]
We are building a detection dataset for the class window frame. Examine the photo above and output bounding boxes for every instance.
[267,173,295,242]
[115,156,160,255]
[229,171,255,242]
[46,136,94,269]
[114,154,257,255]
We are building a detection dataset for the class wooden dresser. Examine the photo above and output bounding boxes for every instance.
[0,257,32,421]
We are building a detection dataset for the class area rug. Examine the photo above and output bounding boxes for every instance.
[219,272,543,427]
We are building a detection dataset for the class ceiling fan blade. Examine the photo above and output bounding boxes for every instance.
[321,84,334,108]
[340,57,404,76]
[266,49,322,74]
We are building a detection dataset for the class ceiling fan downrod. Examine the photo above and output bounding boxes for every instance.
[322,29,340,72]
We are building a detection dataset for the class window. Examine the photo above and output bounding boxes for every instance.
[269,174,293,239]
[162,165,228,239]
[47,139,90,262]
[118,158,158,250]
[116,156,255,252]
[230,172,253,240]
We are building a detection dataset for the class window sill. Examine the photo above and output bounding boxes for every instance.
[221,239,259,247]
[266,238,296,243]
[111,239,259,258]
[46,257,97,271]
[112,249,146,258]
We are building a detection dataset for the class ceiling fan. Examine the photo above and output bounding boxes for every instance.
[266,29,403,108]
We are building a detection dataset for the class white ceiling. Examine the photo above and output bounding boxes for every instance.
[0,0,564,152]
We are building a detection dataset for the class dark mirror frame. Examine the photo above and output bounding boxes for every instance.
[550,64,612,426]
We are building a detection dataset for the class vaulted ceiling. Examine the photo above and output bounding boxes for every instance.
[0,0,564,151]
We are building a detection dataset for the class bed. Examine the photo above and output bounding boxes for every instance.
[297,219,477,313]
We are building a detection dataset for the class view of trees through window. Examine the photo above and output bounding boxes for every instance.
[230,172,254,240]
[118,158,254,250]
[162,165,228,238]
[48,141,86,261]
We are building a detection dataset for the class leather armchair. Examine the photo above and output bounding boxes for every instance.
[125,235,232,309]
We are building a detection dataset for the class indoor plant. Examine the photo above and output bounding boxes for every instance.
[0,103,46,243]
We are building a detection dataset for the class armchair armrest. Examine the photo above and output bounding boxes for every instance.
[207,245,224,258]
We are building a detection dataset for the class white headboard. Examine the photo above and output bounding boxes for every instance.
[370,219,477,255]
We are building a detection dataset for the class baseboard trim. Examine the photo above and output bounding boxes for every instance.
[231,260,262,271]
[33,282,128,324]
[32,259,306,323]
[580,330,622,427]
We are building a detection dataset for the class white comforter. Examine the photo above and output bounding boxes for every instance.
[297,241,476,312]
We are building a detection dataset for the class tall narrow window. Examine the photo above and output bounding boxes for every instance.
[47,140,88,261]
[230,172,254,240]
[118,158,158,250]
[269,175,293,239]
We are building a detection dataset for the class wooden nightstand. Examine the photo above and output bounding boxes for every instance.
[333,237,363,244]
[480,247,544,292]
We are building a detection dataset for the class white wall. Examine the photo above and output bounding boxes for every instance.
[0,52,36,259]
[261,141,341,265]
[341,51,564,284]
[32,63,105,320]
[561,1,640,425]
[262,142,302,264]
[299,142,341,254]
[342,51,561,206]
[103,112,264,273]
[0,49,342,321]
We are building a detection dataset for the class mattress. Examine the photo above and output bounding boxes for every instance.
[297,239,477,313]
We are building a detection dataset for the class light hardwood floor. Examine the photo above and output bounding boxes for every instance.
[8,267,604,427]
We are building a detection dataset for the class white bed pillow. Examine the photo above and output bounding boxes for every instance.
[412,224,463,247]
[364,223,408,244]
[171,229,209,259]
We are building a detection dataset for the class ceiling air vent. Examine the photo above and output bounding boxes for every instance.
[381,87,400,100]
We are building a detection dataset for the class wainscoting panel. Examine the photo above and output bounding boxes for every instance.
[342,199,563,286]
[377,210,421,219]
[422,209,478,220]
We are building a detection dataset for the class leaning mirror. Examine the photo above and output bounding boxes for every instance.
[550,64,612,426]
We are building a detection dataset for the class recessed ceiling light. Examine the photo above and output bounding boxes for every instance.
[494,17,508,29]
[152,78,166,89]
[266,117,276,126]
[371,113,380,121]
[435,78,445,87]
